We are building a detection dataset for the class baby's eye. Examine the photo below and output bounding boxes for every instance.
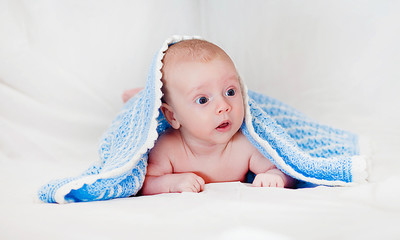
[196,96,209,105]
[225,89,236,97]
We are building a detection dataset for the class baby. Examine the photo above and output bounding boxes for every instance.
[123,39,295,195]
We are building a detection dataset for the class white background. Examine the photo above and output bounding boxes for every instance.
[1,1,399,239]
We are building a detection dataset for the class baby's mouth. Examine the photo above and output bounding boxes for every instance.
[216,121,231,131]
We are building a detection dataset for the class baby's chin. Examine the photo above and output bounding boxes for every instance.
[212,125,241,143]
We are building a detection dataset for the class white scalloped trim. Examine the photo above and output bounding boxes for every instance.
[352,135,371,183]
[243,96,370,186]
[53,35,371,203]
[55,35,201,203]
[243,94,356,186]
[350,155,368,184]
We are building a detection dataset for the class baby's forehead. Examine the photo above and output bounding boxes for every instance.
[161,40,237,90]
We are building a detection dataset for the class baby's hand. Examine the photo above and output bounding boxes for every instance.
[252,172,285,188]
[168,173,205,193]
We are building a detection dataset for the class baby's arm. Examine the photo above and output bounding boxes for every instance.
[141,134,205,195]
[249,150,296,188]
[142,172,205,195]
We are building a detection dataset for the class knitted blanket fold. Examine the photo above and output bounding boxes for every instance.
[38,35,368,203]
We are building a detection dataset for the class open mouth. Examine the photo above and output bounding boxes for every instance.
[216,121,231,131]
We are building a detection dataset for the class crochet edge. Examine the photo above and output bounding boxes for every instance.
[51,36,370,203]
[242,88,360,186]
[53,35,200,203]
[351,135,371,184]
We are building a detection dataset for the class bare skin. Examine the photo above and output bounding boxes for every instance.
[141,128,293,194]
[123,40,295,195]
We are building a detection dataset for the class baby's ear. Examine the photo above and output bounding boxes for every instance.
[160,103,181,129]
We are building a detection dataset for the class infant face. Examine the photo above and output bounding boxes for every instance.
[164,57,244,145]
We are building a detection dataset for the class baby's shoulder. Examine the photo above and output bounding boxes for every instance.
[147,129,182,173]
[232,130,258,152]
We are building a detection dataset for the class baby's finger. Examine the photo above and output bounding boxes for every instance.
[252,178,261,187]
[195,176,205,191]
[191,185,199,192]
[192,181,201,192]
[182,186,197,192]
[277,178,284,188]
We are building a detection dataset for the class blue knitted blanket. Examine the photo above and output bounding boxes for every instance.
[38,36,368,203]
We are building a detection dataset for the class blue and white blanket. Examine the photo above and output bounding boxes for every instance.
[38,35,368,203]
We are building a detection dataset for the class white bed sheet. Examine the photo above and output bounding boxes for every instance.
[1,1,400,239]
[1,117,400,240]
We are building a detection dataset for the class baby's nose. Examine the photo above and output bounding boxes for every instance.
[216,100,231,114]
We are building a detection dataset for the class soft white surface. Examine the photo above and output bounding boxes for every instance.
[1,1,400,239]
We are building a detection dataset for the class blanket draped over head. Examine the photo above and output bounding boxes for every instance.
[38,35,368,203]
